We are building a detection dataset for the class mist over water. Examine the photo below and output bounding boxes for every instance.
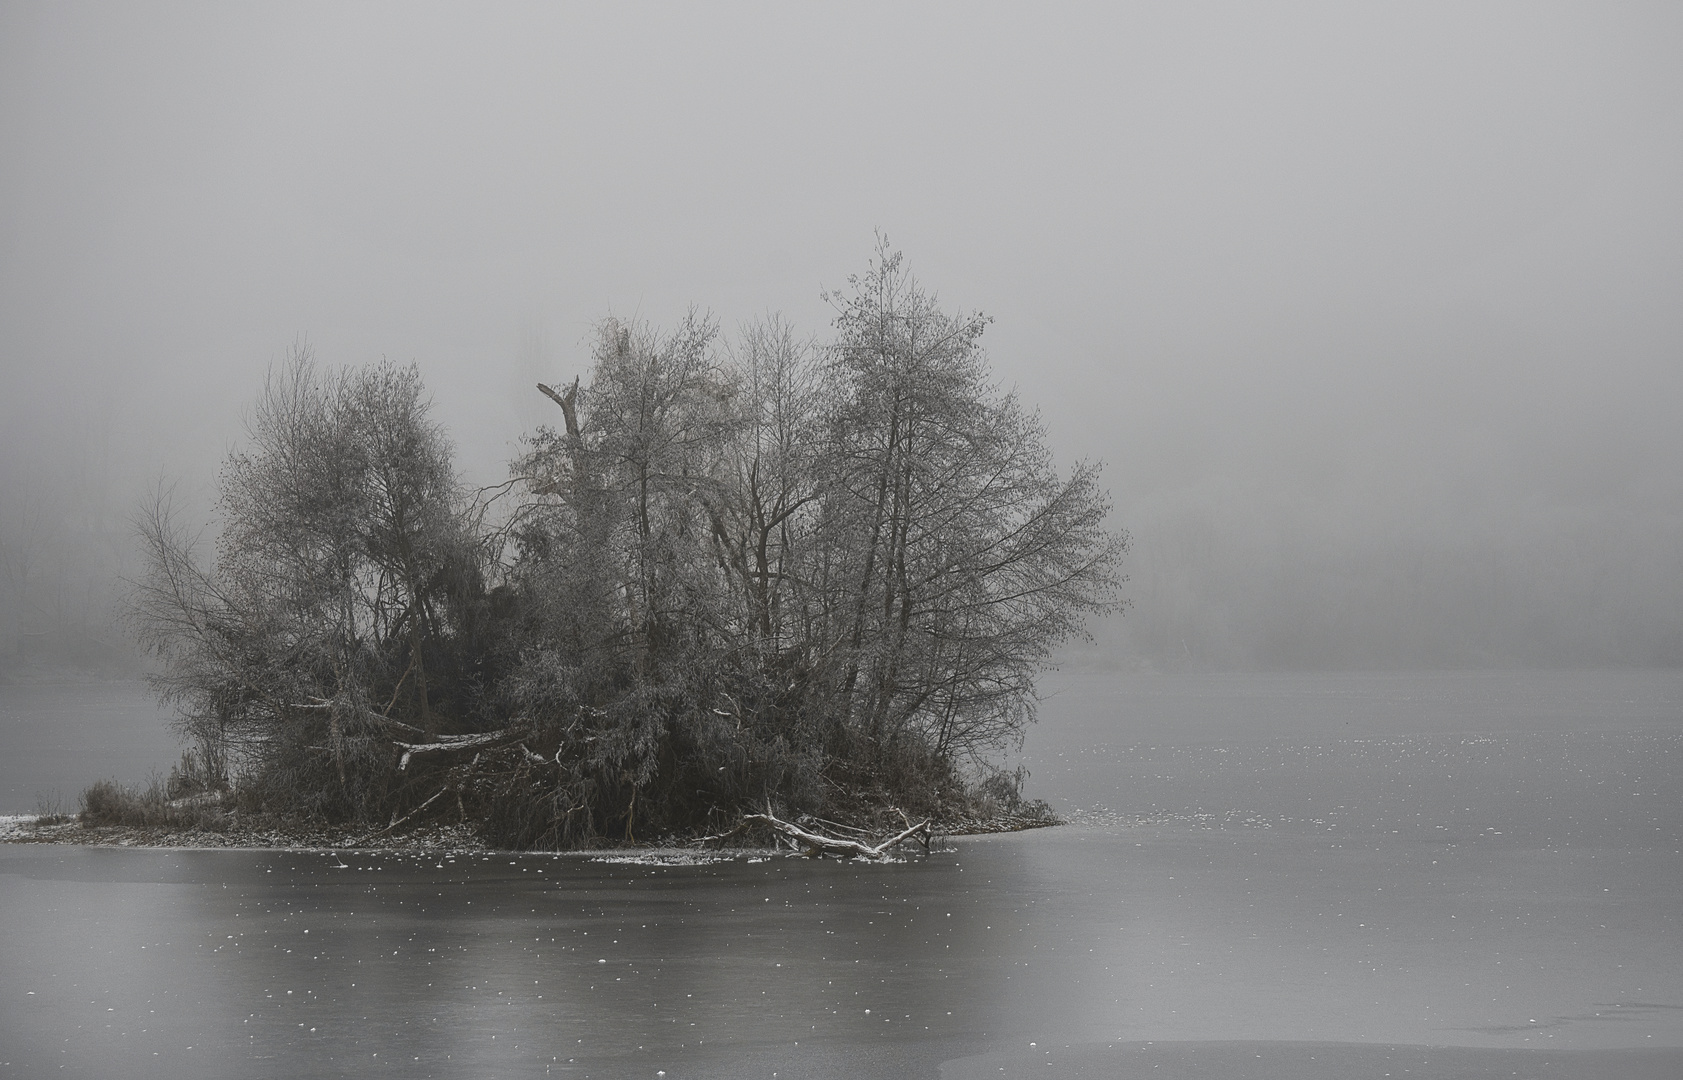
[0,681,177,814]
[3,10,1682,1075]
[4,4,1682,674]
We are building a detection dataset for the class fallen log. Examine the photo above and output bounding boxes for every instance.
[395,729,520,770]
[741,812,931,859]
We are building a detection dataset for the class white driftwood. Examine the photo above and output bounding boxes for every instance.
[395,730,516,770]
[742,812,931,859]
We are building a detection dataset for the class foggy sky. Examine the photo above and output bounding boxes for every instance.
[3,2,1681,670]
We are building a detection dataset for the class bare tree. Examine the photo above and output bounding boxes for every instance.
[708,315,825,654]
[818,240,1128,760]
[128,346,481,817]
[124,250,1124,845]
[497,247,1127,842]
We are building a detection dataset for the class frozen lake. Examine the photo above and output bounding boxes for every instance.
[2,669,1681,1078]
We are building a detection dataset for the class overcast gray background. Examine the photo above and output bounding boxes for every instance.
[3,2,1680,673]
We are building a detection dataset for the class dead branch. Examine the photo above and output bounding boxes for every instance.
[298,695,424,734]
[690,818,751,845]
[803,815,871,837]
[395,729,521,770]
[742,812,931,859]
[347,786,450,845]
[536,378,582,442]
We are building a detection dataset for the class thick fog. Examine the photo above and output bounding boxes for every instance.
[3,3,1680,673]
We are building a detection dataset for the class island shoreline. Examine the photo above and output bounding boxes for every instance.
[0,811,1059,856]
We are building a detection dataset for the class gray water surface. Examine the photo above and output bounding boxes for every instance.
[3,670,1681,1078]
[0,680,179,814]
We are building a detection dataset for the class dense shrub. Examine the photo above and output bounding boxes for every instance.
[79,773,226,831]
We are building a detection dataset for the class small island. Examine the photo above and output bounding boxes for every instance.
[21,245,1125,854]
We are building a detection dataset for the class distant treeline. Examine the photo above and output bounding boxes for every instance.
[128,245,1126,846]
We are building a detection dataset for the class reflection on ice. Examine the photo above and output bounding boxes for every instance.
[3,670,1681,1077]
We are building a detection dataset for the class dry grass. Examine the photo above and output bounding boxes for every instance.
[79,774,228,831]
